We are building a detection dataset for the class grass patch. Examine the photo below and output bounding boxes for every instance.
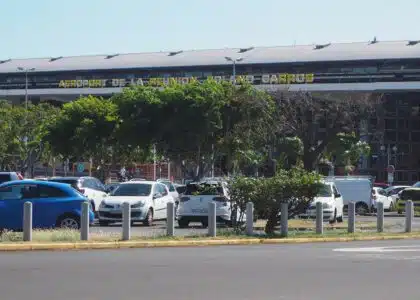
[0,227,419,244]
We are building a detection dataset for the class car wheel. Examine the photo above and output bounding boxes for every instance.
[143,209,153,226]
[99,220,110,226]
[398,210,403,214]
[178,219,190,228]
[56,214,80,229]
[329,209,337,224]
[355,203,369,215]
[201,220,208,228]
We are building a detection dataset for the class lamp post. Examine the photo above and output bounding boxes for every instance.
[17,67,35,178]
[224,56,244,84]
[17,67,35,111]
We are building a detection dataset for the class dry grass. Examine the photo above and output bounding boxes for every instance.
[0,227,416,243]
[253,219,387,229]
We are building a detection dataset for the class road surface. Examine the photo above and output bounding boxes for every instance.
[1,239,420,299]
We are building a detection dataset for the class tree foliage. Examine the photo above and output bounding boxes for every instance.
[0,101,60,175]
[270,91,377,171]
[229,168,322,234]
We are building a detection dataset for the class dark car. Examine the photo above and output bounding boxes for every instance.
[0,172,23,184]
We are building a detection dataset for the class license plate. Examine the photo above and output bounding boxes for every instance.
[192,208,207,213]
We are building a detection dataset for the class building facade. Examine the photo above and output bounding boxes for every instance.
[1,40,420,183]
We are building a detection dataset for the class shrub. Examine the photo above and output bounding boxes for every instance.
[228,168,322,234]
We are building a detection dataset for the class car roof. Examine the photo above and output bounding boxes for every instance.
[0,179,74,189]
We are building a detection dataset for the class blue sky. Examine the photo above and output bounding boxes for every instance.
[1,0,418,59]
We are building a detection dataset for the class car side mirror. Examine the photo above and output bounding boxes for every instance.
[153,193,162,199]
[335,193,341,198]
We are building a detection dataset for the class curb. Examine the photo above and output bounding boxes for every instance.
[1,234,420,251]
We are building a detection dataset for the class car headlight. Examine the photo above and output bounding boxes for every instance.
[131,201,145,208]
[322,203,333,209]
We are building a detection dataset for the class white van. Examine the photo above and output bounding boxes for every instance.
[325,176,373,215]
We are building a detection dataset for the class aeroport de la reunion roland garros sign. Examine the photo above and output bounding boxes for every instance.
[57,73,315,88]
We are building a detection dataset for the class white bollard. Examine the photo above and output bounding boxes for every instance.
[348,202,356,233]
[246,202,254,236]
[208,202,216,237]
[167,202,175,236]
[122,202,131,241]
[377,202,384,233]
[280,203,288,237]
[23,202,32,242]
[316,202,323,234]
[81,201,90,241]
[405,200,413,233]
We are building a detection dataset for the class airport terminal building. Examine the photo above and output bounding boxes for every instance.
[1,40,420,183]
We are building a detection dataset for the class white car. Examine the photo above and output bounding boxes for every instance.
[372,187,394,211]
[177,180,245,228]
[98,181,174,226]
[301,181,344,223]
[48,176,108,215]
[384,185,410,206]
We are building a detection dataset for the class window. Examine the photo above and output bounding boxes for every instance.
[317,184,332,197]
[111,184,152,196]
[158,184,168,196]
[160,181,175,192]
[332,185,339,196]
[38,185,68,198]
[0,184,38,200]
[0,174,11,184]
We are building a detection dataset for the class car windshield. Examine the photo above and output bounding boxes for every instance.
[185,183,224,196]
[111,183,152,196]
[318,184,332,197]
[413,182,420,188]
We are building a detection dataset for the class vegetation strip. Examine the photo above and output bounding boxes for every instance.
[1,234,420,251]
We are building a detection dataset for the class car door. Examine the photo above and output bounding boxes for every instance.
[154,183,168,219]
[0,183,36,230]
[33,184,69,228]
[378,188,391,209]
[81,178,99,210]
[332,184,344,216]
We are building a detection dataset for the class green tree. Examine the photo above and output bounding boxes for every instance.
[229,168,322,234]
[45,96,119,181]
[0,101,60,176]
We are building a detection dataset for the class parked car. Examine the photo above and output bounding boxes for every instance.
[300,181,344,223]
[174,183,186,195]
[47,176,107,215]
[371,187,394,211]
[0,180,94,230]
[397,187,420,214]
[177,180,245,228]
[157,179,180,202]
[98,181,174,226]
[0,172,23,184]
[384,185,410,205]
[325,176,373,215]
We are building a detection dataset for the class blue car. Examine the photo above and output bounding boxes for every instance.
[0,180,94,231]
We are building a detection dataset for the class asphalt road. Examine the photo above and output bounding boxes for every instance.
[90,213,420,237]
[1,239,420,300]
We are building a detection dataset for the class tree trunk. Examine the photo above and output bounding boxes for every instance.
[265,209,279,235]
